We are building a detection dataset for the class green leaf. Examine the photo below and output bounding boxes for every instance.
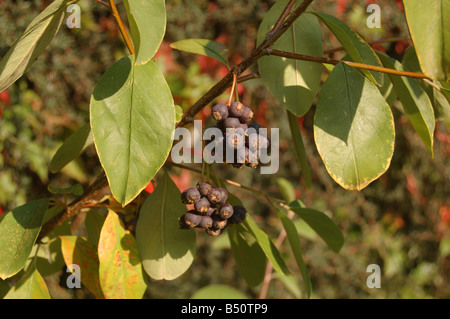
[377,52,435,155]
[276,177,296,204]
[286,110,312,188]
[85,210,106,246]
[227,224,267,288]
[124,0,166,65]
[98,210,147,299]
[273,273,302,299]
[4,266,50,299]
[312,11,383,86]
[0,0,68,92]
[403,0,449,81]
[290,200,344,253]
[170,39,230,68]
[60,236,103,299]
[48,183,84,196]
[0,279,10,298]
[257,0,323,116]
[175,104,183,122]
[49,123,93,173]
[277,209,312,298]
[314,63,395,190]
[136,171,196,280]
[243,215,290,276]
[0,199,49,280]
[90,55,175,206]
[191,284,247,299]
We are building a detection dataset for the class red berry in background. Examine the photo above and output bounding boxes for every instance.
[144,181,155,194]
[0,205,3,216]
[0,89,11,106]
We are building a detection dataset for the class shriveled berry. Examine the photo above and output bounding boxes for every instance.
[205,206,216,217]
[194,197,210,214]
[183,211,202,228]
[219,203,234,219]
[197,182,212,197]
[212,216,228,229]
[223,117,241,131]
[206,227,222,237]
[229,206,247,224]
[238,106,254,125]
[199,215,213,229]
[212,103,228,121]
[181,187,201,204]
[229,101,245,117]
[208,187,228,205]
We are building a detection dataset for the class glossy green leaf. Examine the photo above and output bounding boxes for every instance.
[170,39,230,67]
[136,172,196,280]
[286,110,312,188]
[257,0,323,116]
[85,210,106,246]
[0,0,68,92]
[0,199,49,280]
[50,123,93,173]
[243,215,290,276]
[290,200,344,253]
[312,11,383,86]
[191,284,247,299]
[124,0,166,65]
[314,63,395,190]
[4,266,50,299]
[60,236,103,299]
[48,183,83,196]
[90,56,175,206]
[277,209,312,298]
[98,210,147,299]
[403,0,449,81]
[377,52,435,155]
[227,223,267,288]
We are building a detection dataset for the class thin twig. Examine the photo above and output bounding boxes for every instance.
[93,0,110,10]
[237,72,261,83]
[324,36,411,54]
[265,48,430,79]
[270,0,297,33]
[109,0,135,55]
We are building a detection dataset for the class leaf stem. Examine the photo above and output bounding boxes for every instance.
[108,0,135,55]
[265,48,430,79]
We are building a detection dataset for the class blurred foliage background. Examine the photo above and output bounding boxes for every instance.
[0,0,449,299]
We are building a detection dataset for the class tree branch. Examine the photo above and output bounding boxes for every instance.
[176,0,315,128]
[109,0,135,55]
[265,48,430,79]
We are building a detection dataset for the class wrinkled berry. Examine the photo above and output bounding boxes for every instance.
[181,187,201,204]
[183,211,202,228]
[212,216,228,229]
[229,101,245,117]
[208,187,228,205]
[212,103,228,121]
[205,206,216,217]
[238,106,254,125]
[219,203,234,219]
[223,117,241,131]
[206,227,222,237]
[197,182,212,197]
[194,197,210,214]
[199,215,213,229]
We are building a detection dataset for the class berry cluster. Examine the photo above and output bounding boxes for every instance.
[179,182,247,236]
[208,101,270,168]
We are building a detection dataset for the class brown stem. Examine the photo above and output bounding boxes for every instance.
[237,72,261,83]
[176,0,315,128]
[109,0,135,55]
[270,0,297,34]
[324,36,411,55]
[93,0,110,10]
[37,172,109,242]
[266,48,430,79]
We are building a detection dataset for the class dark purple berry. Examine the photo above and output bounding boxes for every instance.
[238,106,254,125]
[212,216,228,229]
[199,215,213,229]
[229,101,245,117]
[219,203,234,219]
[197,182,212,197]
[183,211,202,228]
[223,117,241,131]
[247,123,262,135]
[181,187,201,204]
[208,187,228,205]
[229,206,247,224]
[239,123,248,132]
[194,197,210,214]
[205,206,216,217]
[212,103,228,121]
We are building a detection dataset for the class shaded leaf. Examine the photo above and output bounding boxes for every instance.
[377,52,435,155]
[191,284,247,299]
[85,210,106,246]
[90,56,175,206]
[48,183,83,196]
[0,199,49,280]
[49,123,93,173]
[124,0,166,65]
[403,0,449,81]
[60,236,103,299]
[257,0,323,116]
[0,0,68,92]
[314,63,395,190]
[136,171,196,280]
[170,39,230,68]
[98,210,147,299]
[312,11,383,86]
[3,266,50,299]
